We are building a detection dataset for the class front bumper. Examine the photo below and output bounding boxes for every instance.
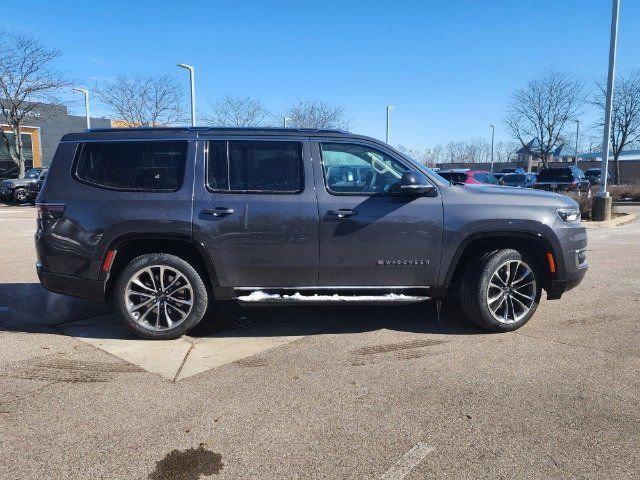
[37,263,107,302]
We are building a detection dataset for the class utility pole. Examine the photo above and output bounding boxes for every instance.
[385,105,395,143]
[73,88,91,129]
[593,0,620,221]
[177,64,196,127]
[490,124,495,173]
[575,119,580,164]
[283,117,290,128]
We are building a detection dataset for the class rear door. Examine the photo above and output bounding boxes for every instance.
[311,139,443,287]
[192,136,319,287]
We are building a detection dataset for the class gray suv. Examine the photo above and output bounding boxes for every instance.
[35,128,587,339]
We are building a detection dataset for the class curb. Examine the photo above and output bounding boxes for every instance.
[583,213,636,229]
[613,201,640,206]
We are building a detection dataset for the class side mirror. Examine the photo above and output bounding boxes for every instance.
[399,171,437,196]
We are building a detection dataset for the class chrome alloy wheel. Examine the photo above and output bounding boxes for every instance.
[124,265,194,331]
[486,260,536,324]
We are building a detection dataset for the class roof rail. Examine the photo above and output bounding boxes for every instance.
[86,126,351,134]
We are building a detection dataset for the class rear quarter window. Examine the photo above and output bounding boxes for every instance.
[74,141,188,191]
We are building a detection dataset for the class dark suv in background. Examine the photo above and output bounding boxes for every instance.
[36,128,587,339]
[533,166,591,195]
[0,168,48,203]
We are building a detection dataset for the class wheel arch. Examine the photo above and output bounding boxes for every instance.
[101,233,218,301]
[442,231,561,292]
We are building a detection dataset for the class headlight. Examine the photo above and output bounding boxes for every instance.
[557,208,581,223]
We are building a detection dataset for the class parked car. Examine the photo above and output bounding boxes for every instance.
[36,127,587,339]
[0,168,48,203]
[438,169,500,185]
[501,167,525,174]
[584,167,611,186]
[25,173,47,204]
[533,166,591,195]
[500,173,537,188]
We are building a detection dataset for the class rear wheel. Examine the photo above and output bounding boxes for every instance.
[115,253,209,340]
[13,188,28,203]
[459,249,541,332]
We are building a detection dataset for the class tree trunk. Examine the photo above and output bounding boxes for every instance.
[613,153,621,185]
[15,125,26,178]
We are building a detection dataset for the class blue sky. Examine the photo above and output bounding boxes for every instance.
[5,0,640,149]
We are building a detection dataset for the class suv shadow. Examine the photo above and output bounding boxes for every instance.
[0,283,484,339]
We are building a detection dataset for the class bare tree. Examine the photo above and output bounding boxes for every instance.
[284,100,350,130]
[0,31,69,177]
[494,141,519,163]
[505,72,584,169]
[94,75,184,127]
[204,95,269,127]
[593,70,640,183]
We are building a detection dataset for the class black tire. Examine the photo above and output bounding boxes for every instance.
[13,188,28,204]
[459,249,541,332]
[115,253,209,340]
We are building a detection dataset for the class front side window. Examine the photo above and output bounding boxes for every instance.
[75,141,187,191]
[320,142,409,194]
[206,140,303,193]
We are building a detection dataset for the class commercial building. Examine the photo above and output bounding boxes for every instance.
[1,101,112,175]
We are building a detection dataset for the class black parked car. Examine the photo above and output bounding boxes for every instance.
[584,167,611,186]
[25,174,47,204]
[0,168,48,203]
[533,166,591,195]
[36,127,587,339]
[500,173,537,188]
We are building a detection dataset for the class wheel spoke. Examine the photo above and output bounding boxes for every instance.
[126,290,154,298]
[145,267,158,291]
[164,273,184,293]
[166,301,188,320]
[159,266,166,291]
[128,297,154,313]
[512,266,532,285]
[512,289,533,301]
[163,303,174,328]
[511,294,529,312]
[513,279,535,290]
[131,278,154,292]
[167,296,192,306]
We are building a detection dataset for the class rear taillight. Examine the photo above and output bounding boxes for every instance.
[37,203,66,219]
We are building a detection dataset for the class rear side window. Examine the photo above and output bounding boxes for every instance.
[537,168,573,182]
[207,140,303,193]
[75,141,187,191]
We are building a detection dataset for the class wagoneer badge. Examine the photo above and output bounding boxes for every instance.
[377,259,430,266]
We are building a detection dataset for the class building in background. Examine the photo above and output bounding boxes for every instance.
[1,102,112,176]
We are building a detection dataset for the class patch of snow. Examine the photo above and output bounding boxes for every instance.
[236,291,427,303]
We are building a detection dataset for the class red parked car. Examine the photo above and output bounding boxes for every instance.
[438,169,500,185]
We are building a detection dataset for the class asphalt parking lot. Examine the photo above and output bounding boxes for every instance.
[1,205,639,479]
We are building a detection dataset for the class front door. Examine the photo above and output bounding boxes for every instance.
[193,137,319,287]
[311,140,443,286]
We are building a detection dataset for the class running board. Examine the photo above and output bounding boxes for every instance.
[234,290,430,305]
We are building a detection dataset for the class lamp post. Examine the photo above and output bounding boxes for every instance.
[283,117,291,128]
[385,105,395,143]
[574,119,580,164]
[593,0,621,221]
[177,64,196,127]
[490,124,495,173]
[73,88,90,130]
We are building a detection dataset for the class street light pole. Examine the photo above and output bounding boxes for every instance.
[594,0,620,221]
[489,124,495,172]
[385,105,395,143]
[574,120,580,164]
[73,88,90,129]
[177,64,196,127]
[283,117,290,128]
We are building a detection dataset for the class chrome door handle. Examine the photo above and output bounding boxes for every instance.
[327,209,356,218]
[202,207,235,217]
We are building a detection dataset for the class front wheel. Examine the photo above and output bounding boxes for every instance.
[115,253,209,340]
[460,249,542,332]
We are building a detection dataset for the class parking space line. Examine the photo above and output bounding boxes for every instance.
[380,442,434,480]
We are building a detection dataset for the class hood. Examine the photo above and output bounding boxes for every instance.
[455,184,578,208]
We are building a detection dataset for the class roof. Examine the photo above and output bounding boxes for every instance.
[60,126,363,143]
[552,142,577,157]
[579,149,640,160]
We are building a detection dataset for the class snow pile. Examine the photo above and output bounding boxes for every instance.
[236,291,426,302]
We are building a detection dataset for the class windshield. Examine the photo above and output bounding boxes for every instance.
[503,174,525,185]
[537,168,573,182]
[24,169,42,179]
[585,169,600,177]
